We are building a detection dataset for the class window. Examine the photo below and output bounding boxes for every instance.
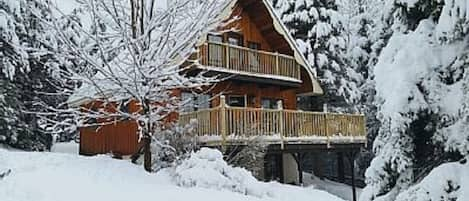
[181,92,211,112]
[248,42,260,50]
[247,42,261,71]
[207,34,223,43]
[227,32,243,46]
[261,98,281,109]
[228,95,246,107]
[207,34,224,66]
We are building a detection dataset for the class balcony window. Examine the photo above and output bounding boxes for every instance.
[181,92,210,112]
[207,34,224,66]
[227,32,243,46]
[207,34,223,43]
[228,95,246,107]
[248,41,261,72]
[262,98,281,109]
[248,42,260,50]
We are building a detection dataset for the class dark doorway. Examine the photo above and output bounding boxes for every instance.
[264,153,283,182]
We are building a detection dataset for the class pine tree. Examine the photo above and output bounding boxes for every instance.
[0,0,74,150]
[273,0,362,113]
[360,1,469,201]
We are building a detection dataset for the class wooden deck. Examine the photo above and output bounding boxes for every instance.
[198,42,301,81]
[178,96,366,147]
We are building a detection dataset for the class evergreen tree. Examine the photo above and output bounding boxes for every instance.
[0,0,75,150]
[273,0,363,113]
[360,1,469,201]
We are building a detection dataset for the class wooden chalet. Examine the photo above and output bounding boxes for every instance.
[73,0,366,188]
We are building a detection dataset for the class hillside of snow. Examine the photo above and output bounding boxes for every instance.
[0,148,344,201]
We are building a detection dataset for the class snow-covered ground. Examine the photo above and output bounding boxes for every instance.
[0,148,344,201]
[50,141,79,154]
[303,172,362,201]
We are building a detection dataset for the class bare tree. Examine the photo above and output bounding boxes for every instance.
[39,0,230,172]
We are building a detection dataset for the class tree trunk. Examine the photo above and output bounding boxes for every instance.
[143,135,152,172]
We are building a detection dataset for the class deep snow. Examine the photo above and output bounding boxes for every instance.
[303,172,362,201]
[0,148,344,201]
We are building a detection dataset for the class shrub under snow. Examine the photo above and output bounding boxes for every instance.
[174,148,265,197]
[173,148,345,201]
[395,160,469,201]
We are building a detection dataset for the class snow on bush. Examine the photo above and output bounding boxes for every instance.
[395,160,469,201]
[173,148,345,201]
[173,148,266,197]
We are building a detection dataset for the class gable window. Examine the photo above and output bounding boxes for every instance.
[227,32,243,68]
[248,42,260,50]
[181,92,211,112]
[207,34,224,66]
[247,41,261,71]
[227,32,243,46]
[207,34,223,43]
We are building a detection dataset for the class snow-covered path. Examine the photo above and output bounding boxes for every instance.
[0,149,344,201]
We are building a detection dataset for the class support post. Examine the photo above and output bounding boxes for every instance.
[346,150,359,201]
[277,100,284,149]
[337,152,345,182]
[292,153,305,186]
[220,95,227,149]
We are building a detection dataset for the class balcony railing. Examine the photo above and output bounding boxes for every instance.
[198,42,301,81]
[179,96,366,146]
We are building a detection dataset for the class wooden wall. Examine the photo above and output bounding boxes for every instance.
[210,80,297,110]
[79,95,180,156]
[80,120,138,156]
[218,4,284,52]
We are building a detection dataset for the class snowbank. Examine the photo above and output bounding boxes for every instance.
[174,148,344,200]
[395,160,469,201]
[174,148,265,196]
[0,148,344,201]
[50,142,79,154]
[303,172,362,201]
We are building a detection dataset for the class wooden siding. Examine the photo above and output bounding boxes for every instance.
[80,120,138,156]
[218,3,293,55]
[209,80,297,110]
[223,5,273,51]
[78,96,180,156]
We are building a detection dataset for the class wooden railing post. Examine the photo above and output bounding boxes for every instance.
[297,64,301,80]
[275,52,280,76]
[225,44,230,69]
[277,100,285,149]
[325,113,330,148]
[220,95,227,148]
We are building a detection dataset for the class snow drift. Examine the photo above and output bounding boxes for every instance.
[0,148,344,201]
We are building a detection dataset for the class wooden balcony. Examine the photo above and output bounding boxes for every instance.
[178,97,366,147]
[198,42,301,81]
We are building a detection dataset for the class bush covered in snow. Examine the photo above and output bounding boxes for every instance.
[172,148,345,201]
[173,148,266,197]
[395,160,469,201]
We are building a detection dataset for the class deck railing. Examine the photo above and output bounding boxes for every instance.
[198,42,301,80]
[179,96,366,145]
